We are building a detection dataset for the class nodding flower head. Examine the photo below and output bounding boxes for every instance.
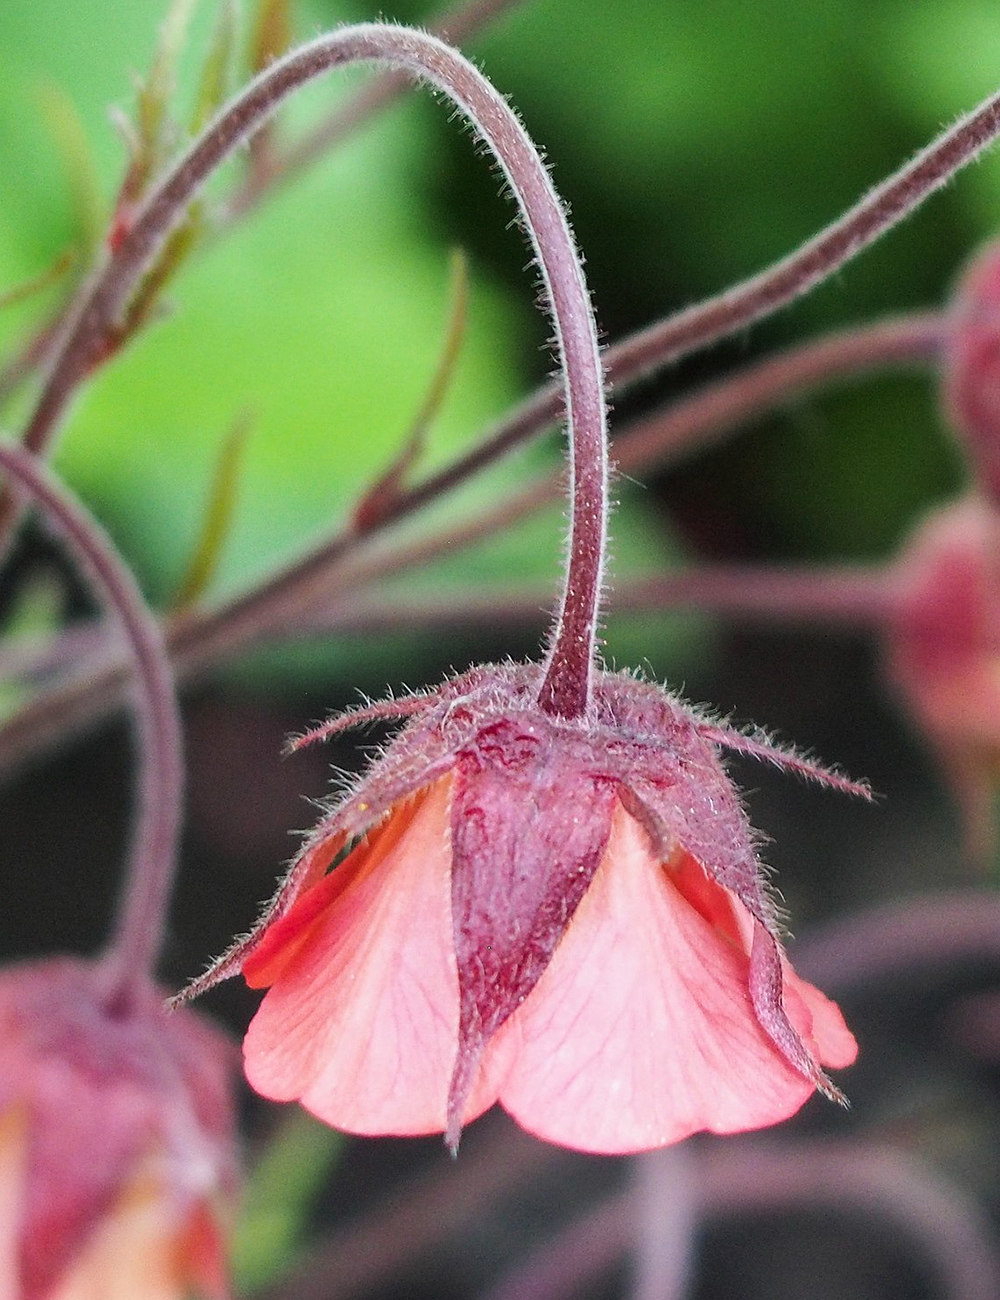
[0,957,236,1300]
[186,661,861,1155]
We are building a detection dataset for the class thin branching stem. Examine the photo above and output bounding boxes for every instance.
[0,311,937,779]
[322,312,941,590]
[796,891,1000,996]
[0,442,182,999]
[697,1140,1000,1300]
[481,1137,1000,1300]
[288,563,895,637]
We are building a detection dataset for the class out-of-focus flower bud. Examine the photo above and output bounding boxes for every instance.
[886,495,1000,861]
[0,956,236,1299]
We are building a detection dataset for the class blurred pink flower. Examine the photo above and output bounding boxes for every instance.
[887,496,1000,859]
[0,957,235,1300]
[197,663,858,1154]
[944,238,1000,507]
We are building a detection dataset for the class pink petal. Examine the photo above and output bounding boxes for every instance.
[782,967,858,1071]
[243,777,484,1135]
[493,803,856,1154]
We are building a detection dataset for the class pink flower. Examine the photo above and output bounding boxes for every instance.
[194,663,858,1155]
[0,957,236,1299]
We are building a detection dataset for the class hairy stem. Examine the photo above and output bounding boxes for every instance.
[289,563,895,637]
[0,442,181,997]
[227,0,528,221]
[12,23,608,719]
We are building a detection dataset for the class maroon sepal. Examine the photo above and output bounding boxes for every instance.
[448,715,616,1140]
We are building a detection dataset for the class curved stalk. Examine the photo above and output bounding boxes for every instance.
[14,23,608,718]
[0,442,181,999]
[226,0,528,221]
[0,312,939,780]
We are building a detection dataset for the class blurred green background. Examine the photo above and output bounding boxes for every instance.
[1,0,996,693]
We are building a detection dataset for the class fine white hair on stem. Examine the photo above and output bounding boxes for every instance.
[21,22,609,720]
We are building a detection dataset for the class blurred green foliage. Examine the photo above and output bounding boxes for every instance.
[232,1108,344,1291]
[1,0,999,693]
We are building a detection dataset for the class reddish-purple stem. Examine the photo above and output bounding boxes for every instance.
[12,23,608,720]
[0,443,181,998]
[227,0,528,221]
[0,313,938,781]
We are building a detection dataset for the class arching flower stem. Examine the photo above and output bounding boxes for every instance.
[225,0,529,222]
[10,36,999,703]
[12,23,609,717]
[0,442,182,1004]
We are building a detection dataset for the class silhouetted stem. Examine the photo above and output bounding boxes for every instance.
[0,622,109,684]
[697,1140,1000,1300]
[630,1146,696,1300]
[480,1137,1000,1300]
[478,1192,633,1300]
[0,443,181,997]
[795,891,1000,996]
[477,1146,696,1300]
